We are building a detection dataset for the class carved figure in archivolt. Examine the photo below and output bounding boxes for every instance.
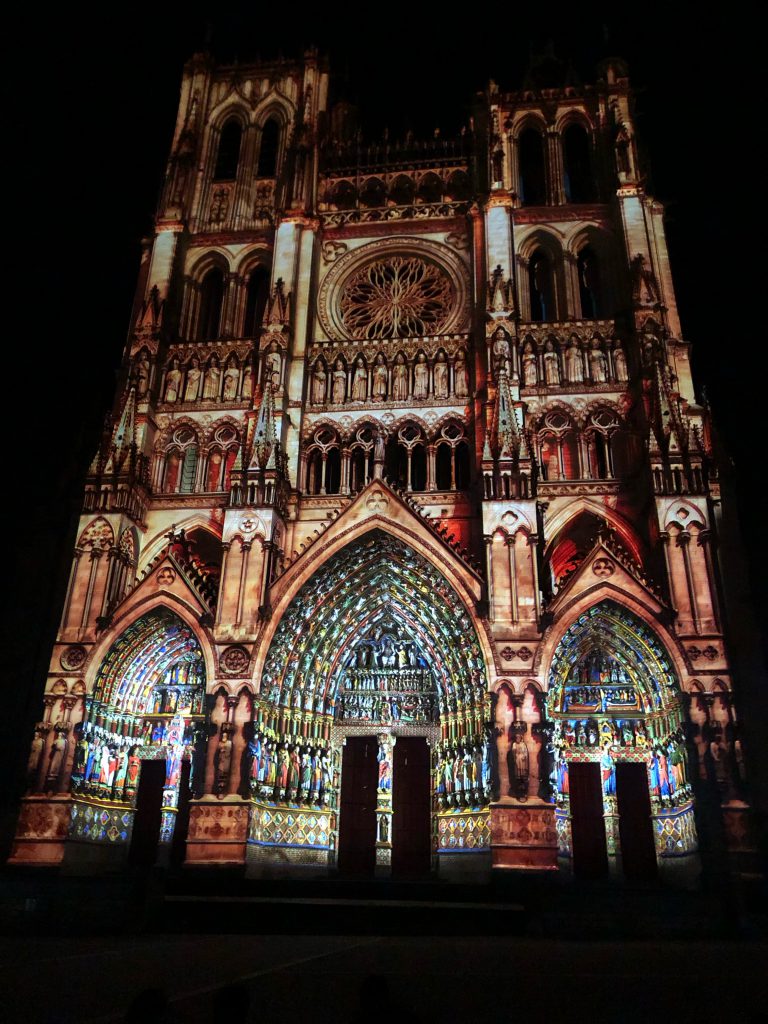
[223,356,240,400]
[434,352,449,399]
[311,361,327,404]
[372,354,388,401]
[164,358,182,402]
[392,353,408,401]
[352,357,368,401]
[185,357,202,401]
[332,359,347,404]
[413,353,429,399]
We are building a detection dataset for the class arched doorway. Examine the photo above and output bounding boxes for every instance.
[547,601,698,881]
[248,530,491,878]
[68,609,206,867]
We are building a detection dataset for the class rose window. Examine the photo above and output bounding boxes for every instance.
[339,256,453,340]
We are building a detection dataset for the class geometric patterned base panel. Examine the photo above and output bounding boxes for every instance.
[436,810,490,852]
[69,799,133,844]
[251,803,334,849]
[653,802,698,857]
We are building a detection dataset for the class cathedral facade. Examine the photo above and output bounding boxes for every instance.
[10,51,752,883]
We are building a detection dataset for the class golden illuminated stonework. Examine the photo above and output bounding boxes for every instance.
[339,255,453,339]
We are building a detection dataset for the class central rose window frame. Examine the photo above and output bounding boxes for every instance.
[317,236,470,342]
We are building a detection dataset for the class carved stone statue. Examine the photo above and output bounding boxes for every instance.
[434,352,449,398]
[372,353,387,401]
[265,343,282,389]
[223,357,240,400]
[47,732,68,786]
[27,730,44,788]
[565,339,584,383]
[613,340,628,382]
[311,360,327,404]
[202,355,221,399]
[392,353,408,401]
[351,357,367,401]
[413,353,429,399]
[455,351,469,398]
[543,339,560,385]
[241,359,253,397]
[522,341,538,386]
[492,328,512,377]
[215,732,233,792]
[184,358,202,401]
[164,359,182,402]
[136,353,150,397]
[589,338,608,383]
[508,734,529,798]
[332,359,347,404]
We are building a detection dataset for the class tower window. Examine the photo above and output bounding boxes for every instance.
[563,124,594,203]
[198,268,224,341]
[243,267,269,337]
[578,249,602,319]
[529,251,553,322]
[257,119,280,178]
[214,120,242,181]
[519,129,546,206]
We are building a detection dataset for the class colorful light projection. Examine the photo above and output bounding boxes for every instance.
[259,531,487,742]
[71,609,205,803]
[547,600,692,812]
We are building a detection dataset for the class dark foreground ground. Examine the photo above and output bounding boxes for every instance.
[1,871,766,1023]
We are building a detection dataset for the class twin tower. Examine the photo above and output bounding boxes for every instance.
[11,51,752,884]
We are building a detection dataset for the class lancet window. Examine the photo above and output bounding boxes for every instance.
[562,123,594,203]
[256,118,281,178]
[518,127,547,206]
[304,426,342,496]
[213,119,242,181]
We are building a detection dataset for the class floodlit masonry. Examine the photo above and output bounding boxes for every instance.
[11,50,754,883]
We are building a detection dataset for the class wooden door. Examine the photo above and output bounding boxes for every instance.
[392,737,431,877]
[128,758,165,867]
[569,761,609,879]
[616,762,658,880]
[337,737,377,876]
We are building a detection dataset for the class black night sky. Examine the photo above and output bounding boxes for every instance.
[4,7,765,827]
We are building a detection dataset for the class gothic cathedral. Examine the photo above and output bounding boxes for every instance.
[11,51,752,884]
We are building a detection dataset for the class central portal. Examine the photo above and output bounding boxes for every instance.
[338,734,432,878]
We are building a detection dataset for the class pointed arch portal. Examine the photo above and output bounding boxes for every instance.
[547,601,698,879]
[248,530,493,875]
[69,609,206,860]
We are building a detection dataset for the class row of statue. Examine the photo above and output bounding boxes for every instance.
[558,717,651,748]
[223,731,340,807]
[563,686,640,712]
[160,354,255,403]
[342,668,432,693]
[340,691,436,725]
[434,736,493,808]
[310,350,470,405]
[491,328,627,386]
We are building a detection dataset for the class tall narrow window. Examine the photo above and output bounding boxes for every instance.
[214,120,242,181]
[257,119,280,178]
[243,266,269,337]
[180,445,198,493]
[519,129,546,206]
[529,251,553,322]
[563,124,594,203]
[578,248,601,319]
[198,269,224,341]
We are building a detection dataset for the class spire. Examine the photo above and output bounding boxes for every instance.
[494,370,521,460]
[249,382,277,470]
[104,386,137,473]
[652,361,687,454]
